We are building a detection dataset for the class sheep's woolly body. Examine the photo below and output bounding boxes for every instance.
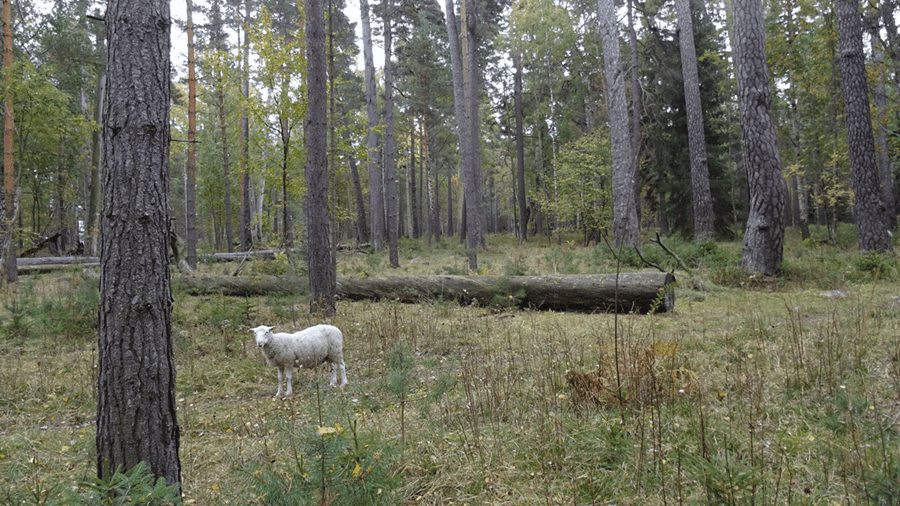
[250,324,348,397]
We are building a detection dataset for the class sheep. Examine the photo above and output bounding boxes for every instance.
[249,324,348,397]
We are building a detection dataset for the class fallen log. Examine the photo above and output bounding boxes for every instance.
[175,272,676,313]
[16,256,99,266]
[174,274,309,296]
[205,250,278,262]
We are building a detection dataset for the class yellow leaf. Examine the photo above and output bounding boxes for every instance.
[353,462,363,478]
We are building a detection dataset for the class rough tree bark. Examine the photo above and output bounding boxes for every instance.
[306,0,336,315]
[97,0,180,487]
[674,0,714,240]
[835,0,892,252]
[732,0,786,275]
[597,0,640,253]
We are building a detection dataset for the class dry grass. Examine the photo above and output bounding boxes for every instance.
[2,229,900,504]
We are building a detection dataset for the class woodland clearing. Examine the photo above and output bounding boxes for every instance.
[1,227,899,505]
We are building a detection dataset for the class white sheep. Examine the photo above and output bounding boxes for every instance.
[249,324,348,397]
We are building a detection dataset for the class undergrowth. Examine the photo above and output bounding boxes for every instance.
[1,229,899,504]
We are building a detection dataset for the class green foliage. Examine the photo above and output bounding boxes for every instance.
[255,251,291,276]
[641,0,739,238]
[68,461,181,505]
[544,245,581,274]
[386,341,414,398]
[244,420,400,506]
[850,251,896,281]
[545,130,613,240]
[0,274,98,344]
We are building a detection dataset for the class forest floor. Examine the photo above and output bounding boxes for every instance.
[2,225,900,505]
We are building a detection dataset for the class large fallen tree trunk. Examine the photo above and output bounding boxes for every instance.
[176,272,676,313]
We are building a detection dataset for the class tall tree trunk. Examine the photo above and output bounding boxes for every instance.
[869,33,896,231]
[446,0,479,268]
[409,121,419,238]
[733,0,786,274]
[344,126,369,244]
[239,0,252,251]
[185,0,199,266]
[446,160,454,235]
[627,0,642,228]
[86,24,105,258]
[597,0,640,252]
[361,0,384,251]
[445,0,466,242]
[463,0,482,266]
[217,75,233,254]
[2,0,15,284]
[306,0,335,315]
[675,0,714,240]
[383,0,399,267]
[279,117,293,248]
[513,48,527,242]
[835,0,892,252]
[98,0,180,488]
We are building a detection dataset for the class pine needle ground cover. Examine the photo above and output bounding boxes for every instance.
[1,228,900,505]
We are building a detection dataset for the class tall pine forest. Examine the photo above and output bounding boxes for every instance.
[2,0,898,272]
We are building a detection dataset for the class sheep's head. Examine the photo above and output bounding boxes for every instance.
[249,325,277,348]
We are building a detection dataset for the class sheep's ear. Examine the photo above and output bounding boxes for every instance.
[270,326,278,332]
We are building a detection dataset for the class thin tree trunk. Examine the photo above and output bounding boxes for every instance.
[513,49,527,242]
[675,0,714,240]
[464,0,483,260]
[185,0,199,266]
[361,0,383,252]
[627,0,642,228]
[306,0,335,315]
[409,121,418,238]
[2,0,15,284]
[445,0,466,244]
[383,0,399,267]
[597,0,640,252]
[870,36,896,231]
[239,0,252,251]
[345,127,369,244]
[86,26,105,257]
[280,117,293,248]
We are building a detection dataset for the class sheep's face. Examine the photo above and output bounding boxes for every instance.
[249,325,276,348]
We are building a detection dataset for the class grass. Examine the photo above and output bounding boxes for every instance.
[1,225,900,504]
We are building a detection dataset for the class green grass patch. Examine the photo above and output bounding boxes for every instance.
[2,231,900,504]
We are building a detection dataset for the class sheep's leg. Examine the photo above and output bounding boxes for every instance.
[284,365,293,396]
[330,362,347,387]
[329,363,338,387]
[275,367,284,397]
